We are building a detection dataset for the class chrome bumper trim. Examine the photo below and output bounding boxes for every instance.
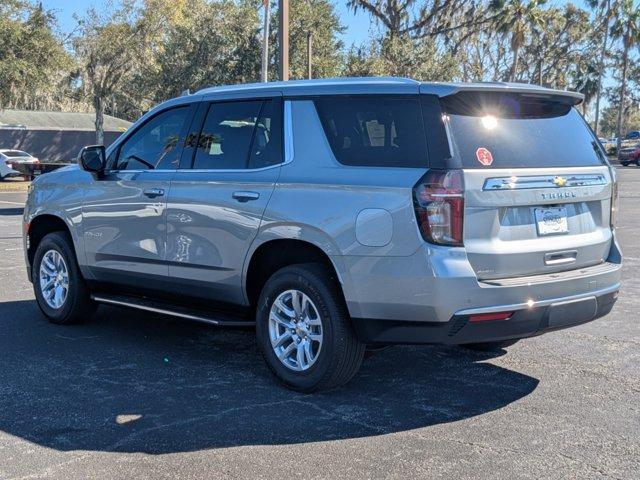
[455,283,620,316]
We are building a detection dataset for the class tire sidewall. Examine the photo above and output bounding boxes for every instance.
[256,268,338,391]
[32,232,82,323]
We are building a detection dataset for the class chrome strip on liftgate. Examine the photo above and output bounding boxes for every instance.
[483,174,607,191]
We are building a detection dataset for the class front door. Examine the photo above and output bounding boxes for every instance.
[82,104,195,290]
[166,97,283,305]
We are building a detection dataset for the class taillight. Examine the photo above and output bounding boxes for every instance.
[413,169,464,246]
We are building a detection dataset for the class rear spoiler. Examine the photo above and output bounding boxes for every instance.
[420,82,584,106]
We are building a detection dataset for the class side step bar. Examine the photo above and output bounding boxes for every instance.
[91,294,255,327]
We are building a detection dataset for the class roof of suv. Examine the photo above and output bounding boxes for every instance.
[194,77,584,104]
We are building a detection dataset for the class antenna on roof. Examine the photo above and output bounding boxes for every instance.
[180,89,191,97]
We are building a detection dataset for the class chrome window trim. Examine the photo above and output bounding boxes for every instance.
[483,174,607,191]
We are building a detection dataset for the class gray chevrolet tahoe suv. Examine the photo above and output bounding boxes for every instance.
[23,78,621,391]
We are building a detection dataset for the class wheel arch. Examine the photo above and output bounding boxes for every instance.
[243,237,347,310]
[26,214,75,269]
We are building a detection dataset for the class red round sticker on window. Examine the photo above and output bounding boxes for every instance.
[476,147,493,166]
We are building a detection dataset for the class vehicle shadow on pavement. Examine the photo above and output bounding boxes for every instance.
[0,300,539,454]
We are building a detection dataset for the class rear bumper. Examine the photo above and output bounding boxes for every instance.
[343,235,622,344]
[352,286,619,345]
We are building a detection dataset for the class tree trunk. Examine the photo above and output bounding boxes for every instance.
[616,43,629,154]
[510,43,520,82]
[537,58,543,85]
[307,32,313,80]
[261,0,270,82]
[594,0,611,137]
[93,94,105,145]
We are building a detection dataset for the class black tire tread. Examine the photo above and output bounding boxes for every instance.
[257,263,365,392]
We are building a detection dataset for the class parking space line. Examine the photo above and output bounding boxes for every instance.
[0,200,25,205]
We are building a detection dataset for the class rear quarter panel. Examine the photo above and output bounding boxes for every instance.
[250,99,428,312]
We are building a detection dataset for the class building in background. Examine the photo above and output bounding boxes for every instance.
[0,110,131,163]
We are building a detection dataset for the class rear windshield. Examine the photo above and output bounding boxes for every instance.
[314,96,428,168]
[442,92,604,168]
[2,150,30,157]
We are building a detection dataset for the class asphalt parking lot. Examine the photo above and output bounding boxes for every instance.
[0,169,638,479]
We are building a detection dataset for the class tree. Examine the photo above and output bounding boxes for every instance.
[347,0,483,40]
[0,1,72,110]
[74,2,153,144]
[269,0,345,80]
[588,0,617,136]
[343,35,458,80]
[490,0,547,82]
[611,0,640,151]
[574,60,600,115]
[144,0,262,102]
[518,5,591,88]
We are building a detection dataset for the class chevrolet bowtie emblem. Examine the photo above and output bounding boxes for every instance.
[553,176,568,187]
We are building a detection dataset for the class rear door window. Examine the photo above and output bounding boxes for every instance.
[192,99,282,170]
[314,96,428,168]
[442,92,604,168]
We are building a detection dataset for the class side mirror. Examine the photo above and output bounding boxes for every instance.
[78,145,106,174]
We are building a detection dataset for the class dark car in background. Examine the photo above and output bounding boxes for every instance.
[619,142,640,166]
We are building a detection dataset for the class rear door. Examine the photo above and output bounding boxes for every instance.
[442,91,613,280]
[166,97,283,304]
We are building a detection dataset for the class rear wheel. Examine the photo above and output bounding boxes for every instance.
[461,339,520,352]
[32,231,96,324]
[621,162,630,167]
[256,264,365,392]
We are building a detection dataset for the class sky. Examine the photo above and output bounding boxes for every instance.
[40,0,373,45]
[41,0,599,49]
[39,0,619,118]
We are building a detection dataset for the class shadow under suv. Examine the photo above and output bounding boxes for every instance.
[23,78,621,391]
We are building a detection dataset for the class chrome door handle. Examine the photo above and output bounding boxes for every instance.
[232,191,260,202]
[143,188,165,198]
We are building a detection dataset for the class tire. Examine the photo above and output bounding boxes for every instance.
[256,263,365,392]
[621,162,629,167]
[461,339,520,352]
[32,231,96,325]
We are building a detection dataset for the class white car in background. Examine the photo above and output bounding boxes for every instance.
[0,149,40,180]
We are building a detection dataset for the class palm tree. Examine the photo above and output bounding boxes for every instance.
[490,0,547,82]
[574,60,600,116]
[587,0,616,136]
[611,0,640,153]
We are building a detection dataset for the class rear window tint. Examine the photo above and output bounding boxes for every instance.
[442,92,604,168]
[314,96,428,168]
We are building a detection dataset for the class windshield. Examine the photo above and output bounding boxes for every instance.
[442,92,604,169]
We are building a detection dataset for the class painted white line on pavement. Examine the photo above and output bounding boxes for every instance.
[0,200,24,205]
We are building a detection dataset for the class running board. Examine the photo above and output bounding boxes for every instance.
[91,294,255,327]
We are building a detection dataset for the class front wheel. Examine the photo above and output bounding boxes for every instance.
[256,264,365,392]
[621,162,630,167]
[32,231,96,324]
